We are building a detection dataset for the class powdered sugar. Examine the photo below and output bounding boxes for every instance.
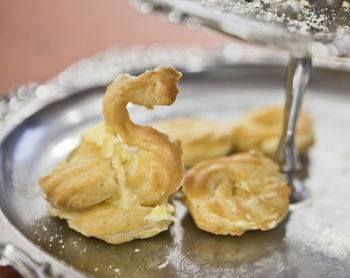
[192,0,350,38]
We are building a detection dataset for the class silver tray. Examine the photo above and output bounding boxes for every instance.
[1,47,350,277]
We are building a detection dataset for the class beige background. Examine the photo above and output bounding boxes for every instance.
[0,0,231,95]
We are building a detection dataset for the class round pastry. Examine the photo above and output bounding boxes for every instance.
[153,117,233,167]
[182,151,290,236]
[39,66,183,244]
[232,106,314,156]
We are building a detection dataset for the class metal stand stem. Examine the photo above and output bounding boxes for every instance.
[274,55,312,203]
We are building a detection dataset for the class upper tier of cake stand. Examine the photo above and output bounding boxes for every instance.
[134,0,350,58]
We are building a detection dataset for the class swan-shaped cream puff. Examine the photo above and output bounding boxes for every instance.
[182,151,290,236]
[39,66,183,244]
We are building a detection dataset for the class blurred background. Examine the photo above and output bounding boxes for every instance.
[0,0,231,95]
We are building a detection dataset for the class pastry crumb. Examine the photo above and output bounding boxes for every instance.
[342,1,350,8]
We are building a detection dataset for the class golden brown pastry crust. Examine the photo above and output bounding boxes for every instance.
[39,143,119,210]
[232,106,314,156]
[153,117,233,167]
[39,66,183,244]
[102,67,183,206]
[47,201,175,245]
[182,152,290,236]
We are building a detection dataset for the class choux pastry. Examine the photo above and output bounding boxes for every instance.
[182,151,290,236]
[232,106,314,156]
[153,117,232,167]
[39,66,184,244]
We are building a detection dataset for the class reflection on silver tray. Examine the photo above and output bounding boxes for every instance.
[1,47,350,277]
